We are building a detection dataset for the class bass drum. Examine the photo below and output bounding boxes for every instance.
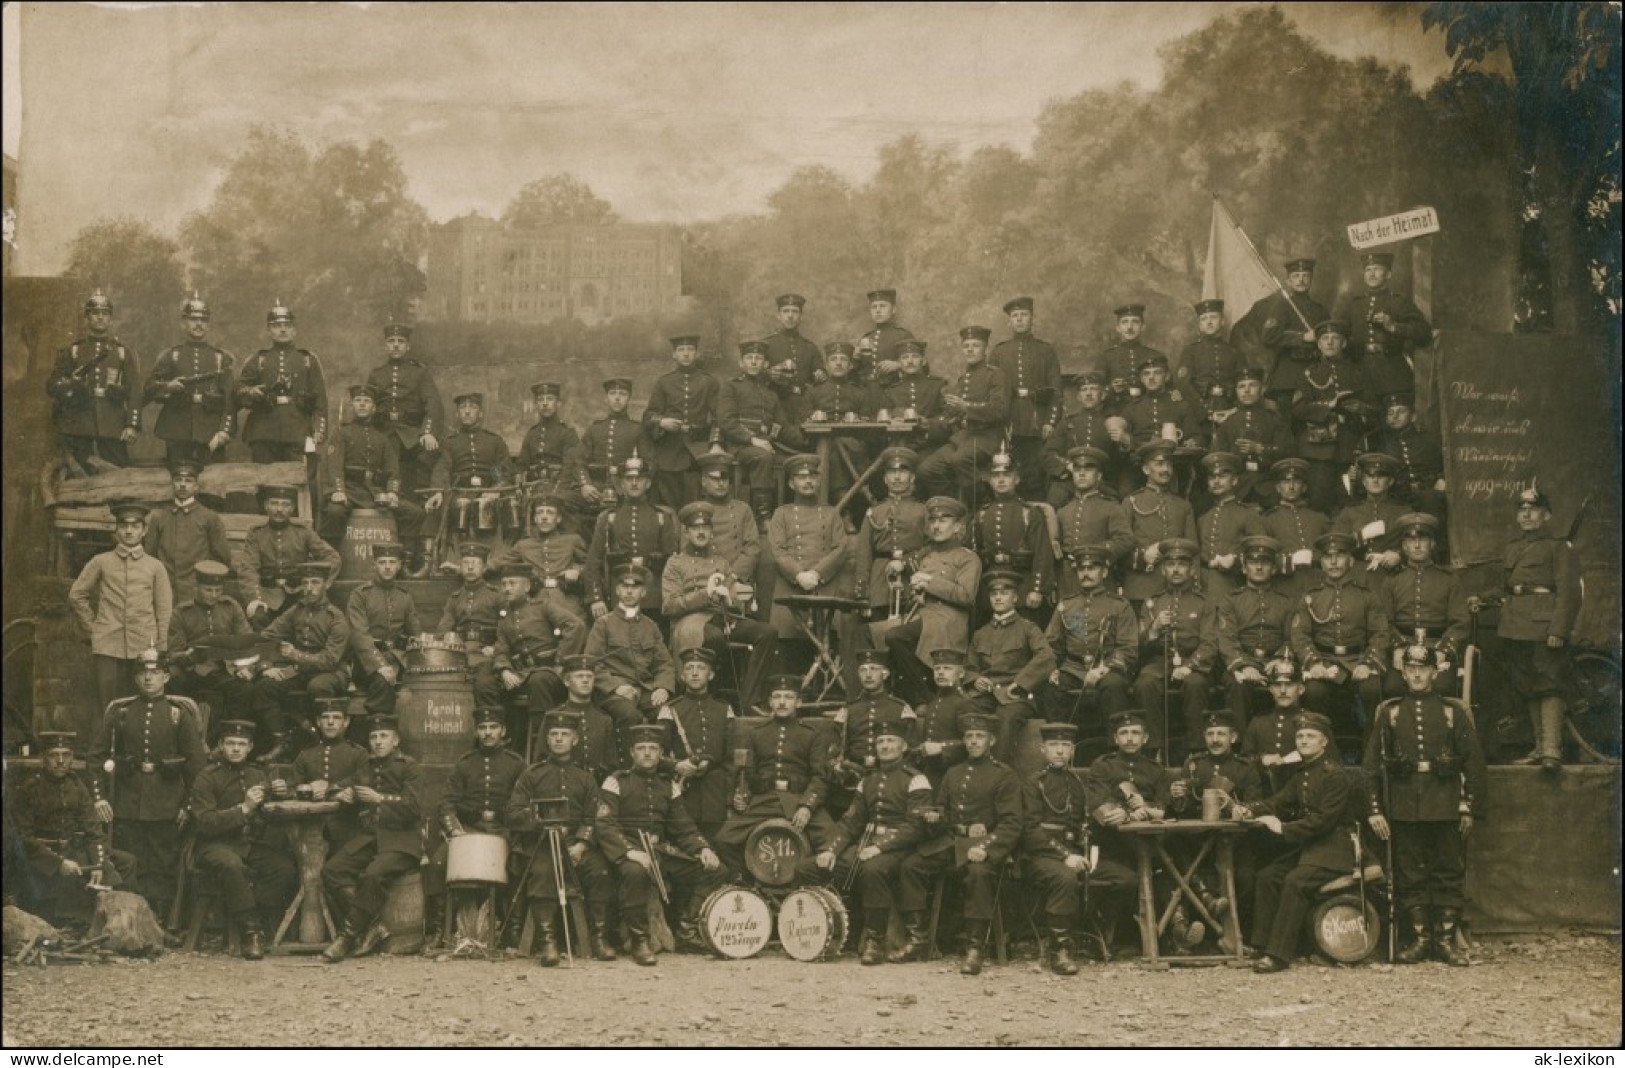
[776,886,848,962]
[446,832,509,886]
[699,885,773,960]
[743,818,810,887]
[1308,893,1382,964]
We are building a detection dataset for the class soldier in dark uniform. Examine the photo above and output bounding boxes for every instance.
[582,564,676,738]
[1491,484,1583,771]
[48,289,140,470]
[274,700,369,848]
[1021,722,1139,972]
[434,542,505,664]
[1196,451,1265,596]
[1243,658,1344,792]
[1121,353,1203,450]
[1096,303,1165,414]
[597,722,727,965]
[422,392,511,568]
[885,337,947,426]
[1231,258,1326,404]
[991,296,1062,498]
[1043,372,1126,508]
[836,650,918,773]
[165,560,255,731]
[852,447,929,619]
[1120,440,1198,603]
[714,677,836,883]
[144,458,234,609]
[1216,535,1297,721]
[473,563,585,742]
[1039,546,1138,740]
[235,300,329,465]
[255,563,353,759]
[321,385,427,570]
[804,341,882,510]
[505,710,616,964]
[1177,298,1243,431]
[972,451,1056,615]
[1133,538,1219,757]
[1283,320,1378,513]
[584,453,679,618]
[7,732,137,926]
[1262,459,1330,599]
[517,382,581,520]
[1380,513,1469,697]
[816,716,932,965]
[1086,710,1175,834]
[237,484,341,626]
[144,293,236,467]
[662,503,780,712]
[657,647,736,842]
[1333,451,1411,573]
[896,712,1021,974]
[854,288,915,386]
[573,377,644,523]
[320,715,422,962]
[1334,251,1433,398]
[1366,645,1487,965]
[966,570,1057,763]
[913,650,978,787]
[1360,391,1447,524]
[421,707,527,955]
[718,339,805,523]
[344,542,419,722]
[762,293,824,419]
[366,323,444,507]
[100,648,207,923]
[491,494,589,625]
[918,327,1010,502]
[553,654,629,783]
[1167,709,1264,942]
[188,719,297,960]
[1210,368,1293,505]
[643,335,720,511]
[1238,711,1358,972]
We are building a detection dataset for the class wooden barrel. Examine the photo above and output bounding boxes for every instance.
[338,509,398,581]
[394,675,476,766]
[380,869,424,954]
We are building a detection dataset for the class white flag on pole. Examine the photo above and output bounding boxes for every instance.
[1202,197,1279,314]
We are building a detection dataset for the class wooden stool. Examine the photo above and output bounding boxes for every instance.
[182,880,242,956]
[924,866,1008,965]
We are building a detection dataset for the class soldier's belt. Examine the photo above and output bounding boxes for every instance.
[274,396,293,405]
[1414,761,1432,774]
[1510,585,1553,596]
[542,578,560,589]
[1314,642,1365,656]
[1038,823,1080,842]
[1396,625,1442,639]
[750,773,807,794]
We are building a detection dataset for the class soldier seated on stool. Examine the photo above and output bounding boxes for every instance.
[583,564,677,740]
[252,560,355,761]
[8,731,138,928]
[882,495,982,706]
[490,496,589,625]
[1196,451,1265,596]
[1132,537,1219,759]
[320,714,422,963]
[165,559,255,734]
[1038,545,1138,744]
[1166,709,1264,947]
[1366,645,1487,966]
[1291,530,1389,744]
[506,710,616,965]
[714,676,837,885]
[913,649,979,788]
[1216,535,1295,722]
[343,541,420,728]
[187,720,297,960]
[434,542,503,666]
[1020,722,1138,973]
[596,723,726,965]
[816,716,932,965]
[421,707,527,955]
[966,569,1056,764]
[1234,711,1357,973]
[273,699,368,850]
[472,563,584,742]
[896,712,1021,974]
[657,648,737,843]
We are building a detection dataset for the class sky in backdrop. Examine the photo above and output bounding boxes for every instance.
[6,2,1452,275]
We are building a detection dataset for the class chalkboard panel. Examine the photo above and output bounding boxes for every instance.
[1437,332,1621,649]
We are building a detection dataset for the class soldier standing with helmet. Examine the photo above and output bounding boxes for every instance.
[48,289,140,470]
[144,293,236,467]
[235,300,329,466]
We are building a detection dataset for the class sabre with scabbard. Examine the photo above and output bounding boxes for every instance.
[706,572,751,707]
[638,828,671,906]
[841,821,876,894]
[1377,718,1396,964]
[666,700,707,797]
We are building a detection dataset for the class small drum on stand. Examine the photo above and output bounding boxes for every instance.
[406,634,468,676]
[445,832,510,955]
[744,818,811,887]
[776,886,848,962]
[699,885,773,960]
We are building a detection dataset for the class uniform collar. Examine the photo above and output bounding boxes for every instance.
[991,610,1018,626]
[114,544,146,560]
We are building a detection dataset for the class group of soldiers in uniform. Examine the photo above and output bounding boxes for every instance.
[16,262,1587,975]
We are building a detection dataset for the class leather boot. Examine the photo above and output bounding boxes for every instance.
[532,904,562,967]
[960,920,988,976]
[859,909,889,965]
[241,918,265,961]
[1396,906,1433,964]
[625,913,657,967]
[749,490,774,529]
[255,733,289,765]
[354,919,392,958]
[1048,922,1079,976]
[1435,908,1469,967]
[887,911,929,963]
[320,920,359,963]
[587,900,617,962]
[421,901,445,955]
[1538,698,1565,772]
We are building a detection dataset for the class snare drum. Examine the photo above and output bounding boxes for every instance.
[446,832,510,886]
[776,886,848,962]
[405,633,468,675]
[699,885,773,960]
[1308,893,1382,964]
[744,818,810,887]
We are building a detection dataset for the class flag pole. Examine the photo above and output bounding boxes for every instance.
[1213,194,1317,335]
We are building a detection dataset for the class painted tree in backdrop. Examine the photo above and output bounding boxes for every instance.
[63,218,187,368]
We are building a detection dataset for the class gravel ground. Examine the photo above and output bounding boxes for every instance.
[3,933,1618,1048]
